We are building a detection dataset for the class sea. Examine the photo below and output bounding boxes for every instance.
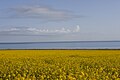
[0,41,120,49]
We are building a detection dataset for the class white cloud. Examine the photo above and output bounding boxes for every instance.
[0,6,81,21]
[75,25,80,32]
[0,26,80,36]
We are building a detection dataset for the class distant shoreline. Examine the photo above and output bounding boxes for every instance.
[1,49,120,50]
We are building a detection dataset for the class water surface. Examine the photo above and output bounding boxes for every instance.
[0,41,120,49]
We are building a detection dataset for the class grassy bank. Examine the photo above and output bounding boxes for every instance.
[0,50,120,80]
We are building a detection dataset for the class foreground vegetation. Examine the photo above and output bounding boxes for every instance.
[0,50,120,80]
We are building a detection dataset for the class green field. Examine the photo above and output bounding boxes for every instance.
[0,50,120,80]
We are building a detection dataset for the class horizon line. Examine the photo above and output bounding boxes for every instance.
[0,40,120,44]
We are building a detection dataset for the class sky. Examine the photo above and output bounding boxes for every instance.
[0,0,120,42]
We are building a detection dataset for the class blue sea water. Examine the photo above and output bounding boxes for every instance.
[0,41,120,49]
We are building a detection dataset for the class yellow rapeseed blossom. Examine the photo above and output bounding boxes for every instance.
[0,50,120,80]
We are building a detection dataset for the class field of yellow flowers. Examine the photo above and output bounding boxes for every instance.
[0,50,120,80]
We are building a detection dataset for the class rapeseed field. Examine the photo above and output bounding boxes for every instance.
[0,50,120,80]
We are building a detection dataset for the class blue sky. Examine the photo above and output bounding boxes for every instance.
[0,0,120,42]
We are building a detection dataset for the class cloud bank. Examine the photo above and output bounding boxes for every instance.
[0,26,80,36]
[0,6,81,21]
